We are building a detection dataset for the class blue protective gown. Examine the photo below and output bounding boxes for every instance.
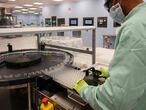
[80,3,146,110]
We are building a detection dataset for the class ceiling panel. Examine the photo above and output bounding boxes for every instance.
[1,0,79,14]
[8,0,79,6]
[0,0,8,3]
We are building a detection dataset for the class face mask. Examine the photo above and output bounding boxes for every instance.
[109,3,125,24]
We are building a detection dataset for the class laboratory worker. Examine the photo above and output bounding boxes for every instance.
[73,0,146,110]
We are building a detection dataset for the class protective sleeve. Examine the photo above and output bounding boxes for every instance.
[79,23,146,110]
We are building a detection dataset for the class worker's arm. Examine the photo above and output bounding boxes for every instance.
[79,23,146,110]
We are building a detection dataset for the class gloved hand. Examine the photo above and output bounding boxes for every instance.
[73,79,88,94]
[96,67,109,78]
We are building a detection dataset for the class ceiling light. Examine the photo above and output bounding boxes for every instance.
[33,2,43,5]
[22,12,28,14]
[28,11,34,13]
[24,4,33,7]
[29,8,37,10]
[21,9,29,11]
[39,6,43,8]
[34,13,39,15]
[8,0,16,1]
[15,6,23,9]
[39,12,42,15]
[53,0,63,1]
[13,10,21,13]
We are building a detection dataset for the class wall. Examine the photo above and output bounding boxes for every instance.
[42,0,116,47]
[13,13,40,26]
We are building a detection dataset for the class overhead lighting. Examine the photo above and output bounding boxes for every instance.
[28,11,34,13]
[8,0,16,1]
[34,13,39,15]
[22,12,28,14]
[33,2,43,5]
[29,8,37,10]
[53,0,64,1]
[21,9,29,11]
[13,10,21,13]
[39,6,43,8]
[38,12,42,14]
[15,6,23,9]
[24,4,33,7]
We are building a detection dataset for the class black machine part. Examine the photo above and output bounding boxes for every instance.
[5,53,42,69]
[83,67,101,78]
[83,67,106,86]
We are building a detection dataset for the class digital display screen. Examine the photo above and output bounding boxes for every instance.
[69,18,78,26]
[83,17,94,26]
[71,20,77,24]
[85,20,93,24]
[97,17,107,28]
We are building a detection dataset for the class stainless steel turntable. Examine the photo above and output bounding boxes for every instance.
[0,49,73,85]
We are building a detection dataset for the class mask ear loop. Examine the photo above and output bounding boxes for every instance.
[119,0,123,8]
[111,0,117,7]
[117,0,125,17]
[110,0,123,11]
[112,0,122,7]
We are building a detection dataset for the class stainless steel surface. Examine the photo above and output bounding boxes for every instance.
[46,44,93,54]
[92,29,96,64]
[0,83,30,110]
[43,66,85,89]
[0,50,73,82]
[0,26,96,36]
[68,92,87,106]
[0,83,27,89]
[50,93,85,110]
[35,88,93,110]
[51,94,74,110]
[28,83,31,110]
[36,34,41,50]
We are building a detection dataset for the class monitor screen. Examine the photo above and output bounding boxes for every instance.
[83,17,94,26]
[69,18,78,26]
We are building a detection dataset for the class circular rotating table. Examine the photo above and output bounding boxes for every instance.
[0,49,73,110]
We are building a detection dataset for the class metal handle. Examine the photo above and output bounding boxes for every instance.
[68,92,87,106]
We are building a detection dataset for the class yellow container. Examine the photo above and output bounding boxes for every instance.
[40,102,54,110]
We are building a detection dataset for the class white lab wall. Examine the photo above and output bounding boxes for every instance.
[42,0,116,47]
[0,36,37,52]
[13,13,40,26]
